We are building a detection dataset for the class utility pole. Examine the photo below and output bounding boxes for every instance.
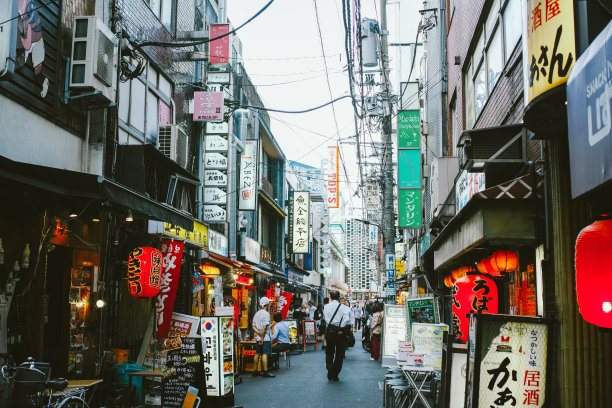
[379,0,395,257]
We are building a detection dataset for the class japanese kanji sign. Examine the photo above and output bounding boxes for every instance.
[239,140,258,210]
[156,240,184,339]
[398,110,420,148]
[289,191,310,254]
[522,0,575,104]
[466,314,549,408]
[210,24,230,64]
[398,188,422,228]
[193,91,223,121]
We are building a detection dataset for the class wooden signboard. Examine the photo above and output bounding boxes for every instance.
[162,337,206,407]
[302,320,318,350]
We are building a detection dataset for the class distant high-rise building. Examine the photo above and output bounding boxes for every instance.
[345,219,374,299]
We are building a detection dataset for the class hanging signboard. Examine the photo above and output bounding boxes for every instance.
[205,135,228,152]
[200,316,235,397]
[368,225,378,246]
[522,0,575,105]
[208,229,228,257]
[204,187,226,205]
[398,110,420,148]
[156,240,184,339]
[239,140,258,210]
[455,170,486,213]
[242,236,261,264]
[148,221,209,249]
[398,189,422,228]
[204,152,228,169]
[204,170,227,187]
[289,191,311,254]
[365,178,379,211]
[382,304,407,365]
[398,150,421,188]
[193,92,223,121]
[206,121,229,134]
[411,323,447,370]
[397,109,422,228]
[210,24,230,64]
[203,205,227,222]
[466,314,549,408]
[326,146,340,208]
[207,72,231,84]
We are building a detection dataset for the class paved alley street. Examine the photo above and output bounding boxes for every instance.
[235,333,387,408]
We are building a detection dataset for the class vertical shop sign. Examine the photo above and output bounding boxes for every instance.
[277,292,293,319]
[209,24,230,64]
[200,317,220,396]
[326,146,339,208]
[466,315,548,408]
[193,92,223,121]
[365,178,379,211]
[239,140,258,210]
[522,0,575,104]
[290,191,310,254]
[156,240,184,339]
[397,110,422,227]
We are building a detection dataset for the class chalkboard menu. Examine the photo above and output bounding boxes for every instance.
[162,337,206,407]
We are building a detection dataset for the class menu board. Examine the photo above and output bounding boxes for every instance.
[162,337,206,407]
[285,319,299,345]
[382,304,407,362]
[303,320,317,347]
[200,316,234,397]
[411,323,447,370]
[404,297,438,340]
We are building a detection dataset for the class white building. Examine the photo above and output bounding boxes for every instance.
[345,219,377,300]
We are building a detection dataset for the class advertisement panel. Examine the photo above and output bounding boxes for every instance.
[156,240,184,339]
[193,92,223,121]
[411,323,447,370]
[365,178,379,211]
[455,170,486,213]
[522,0,575,104]
[208,229,228,257]
[466,315,549,408]
[398,189,422,228]
[397,110,422,228]
[289,191,310,254]
[398,110,420,148]
[398,149,421,188]
[239,140,258,210]
[210,24,230,64]
[382,305,407,363]
[326,146,340,208]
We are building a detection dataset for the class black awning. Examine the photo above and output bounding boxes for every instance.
[285,261,311,276]
[258,262,288,283]
[0,155,194,230]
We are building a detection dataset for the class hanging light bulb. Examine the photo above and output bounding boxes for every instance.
[96,299,106,308]
[21,244,30,269]
[125,209,134,222]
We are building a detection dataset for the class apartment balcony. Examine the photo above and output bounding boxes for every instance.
[261,175,274,197]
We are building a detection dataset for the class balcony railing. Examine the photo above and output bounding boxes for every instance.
[261,175,274,198]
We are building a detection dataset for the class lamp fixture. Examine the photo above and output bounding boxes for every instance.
[125,209,134,222]
[96,299,106,308]
[69,212,78,219]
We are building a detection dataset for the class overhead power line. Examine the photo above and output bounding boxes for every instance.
[243,95,352,114]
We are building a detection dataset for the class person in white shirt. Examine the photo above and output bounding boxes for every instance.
[252,297,275,378]
[322,290,351,381]
[308,300,317,320]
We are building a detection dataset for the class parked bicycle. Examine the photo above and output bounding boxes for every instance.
[1,356,89,408]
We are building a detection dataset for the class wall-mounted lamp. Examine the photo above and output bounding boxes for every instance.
[96,299,106,308]
[69,212,78,219]
[125,209,134,222]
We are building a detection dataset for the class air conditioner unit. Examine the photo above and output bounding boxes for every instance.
[69,16,118,103]
[159,125,189,169]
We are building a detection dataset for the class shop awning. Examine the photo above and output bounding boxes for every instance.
[206,253,274,277]
[286,261,310,276]
[428,175,537,270]
[0,155,194,230]
[258,262,287,282]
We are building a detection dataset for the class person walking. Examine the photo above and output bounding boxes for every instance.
[353,303,363,331]
[307,300,317,320]
[252,297,276,377]
[369,302,384,361]
[323,290,351,381]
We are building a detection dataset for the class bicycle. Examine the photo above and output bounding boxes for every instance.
[5,356,89,408]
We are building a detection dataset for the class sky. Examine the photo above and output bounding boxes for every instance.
[227,0,381,217]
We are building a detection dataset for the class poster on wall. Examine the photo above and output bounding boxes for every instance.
[465,314,549,408]
[381,304,407,365]
[411,323,447,370]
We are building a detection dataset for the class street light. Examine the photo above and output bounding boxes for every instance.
[354,218,385,247]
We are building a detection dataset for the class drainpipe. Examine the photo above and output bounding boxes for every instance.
[218,0,227,23]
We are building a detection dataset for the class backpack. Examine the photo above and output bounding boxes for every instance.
[314,308,323,321]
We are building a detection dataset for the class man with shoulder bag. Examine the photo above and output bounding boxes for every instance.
[323,290,351,381]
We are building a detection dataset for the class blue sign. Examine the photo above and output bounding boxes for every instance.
[387,270,395,280]
[567,19,612,198]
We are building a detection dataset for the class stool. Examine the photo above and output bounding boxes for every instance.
[279,350,291,367]
[391,385,410,408]
[384,379,406,408]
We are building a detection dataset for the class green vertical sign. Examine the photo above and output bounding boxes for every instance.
[398,110,420,148]
[399,189,422,228]
[398,149,421,188]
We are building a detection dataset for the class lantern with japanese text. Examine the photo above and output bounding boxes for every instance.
[127,247,163,298]
[451,272,498,341]
[490,250,518,273]
[575,219,612,328]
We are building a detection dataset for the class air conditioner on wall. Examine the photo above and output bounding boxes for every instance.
[159,125,189,169]
[69,16,118,103]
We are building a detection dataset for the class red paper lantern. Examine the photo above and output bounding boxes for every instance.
[127,247,163,298]
[451,272,499,341]
[477,256,501,277]
[575,220,612,328]
[490,250,519,273]
[444,275,455,288]
[452,266,474,281]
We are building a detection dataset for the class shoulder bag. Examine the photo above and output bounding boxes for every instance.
[325,304,343,335]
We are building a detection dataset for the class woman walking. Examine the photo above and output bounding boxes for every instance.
[369,302,384,360]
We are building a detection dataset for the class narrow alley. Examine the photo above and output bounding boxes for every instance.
[235,334,386,408]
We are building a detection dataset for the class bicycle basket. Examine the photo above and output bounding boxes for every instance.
[12,362,51,407]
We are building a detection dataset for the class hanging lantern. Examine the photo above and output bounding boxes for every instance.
[477,256,501,277]
[452,266,474,281]
[490,250,519,273]
[444,275,455,288]
[575,219,612,328]
[451,272,499,341]
[127,247,163,298]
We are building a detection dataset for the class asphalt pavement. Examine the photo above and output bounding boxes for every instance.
[234,330,387,408]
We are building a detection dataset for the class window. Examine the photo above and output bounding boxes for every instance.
[146,0,175,32]
[464,0,518,129]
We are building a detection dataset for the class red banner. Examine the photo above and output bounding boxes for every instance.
[156,240,184,339]
[277,292,293,320]
[210,24,230,64]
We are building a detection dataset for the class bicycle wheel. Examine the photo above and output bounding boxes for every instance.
[57,396,89,408]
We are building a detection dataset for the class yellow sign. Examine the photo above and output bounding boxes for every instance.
[395,259,405,275]
[163,221,209,248]
[523,0,575,104]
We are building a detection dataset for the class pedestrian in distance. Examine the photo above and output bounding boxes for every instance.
[369,302,384,361]
[308,300,317,320]
[323,290,351,381]
[353,303,363,331]
[365,300,373,318]
[252,297,276,377]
